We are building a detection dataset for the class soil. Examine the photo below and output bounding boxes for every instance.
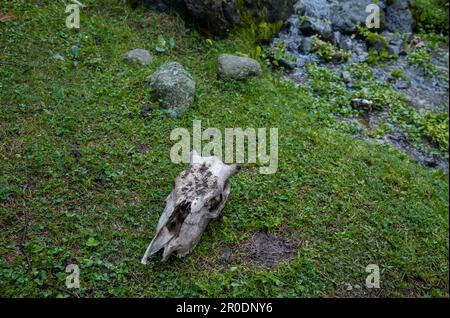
[240,231,300,268]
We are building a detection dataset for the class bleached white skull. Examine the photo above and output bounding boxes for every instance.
[141,151,240,263]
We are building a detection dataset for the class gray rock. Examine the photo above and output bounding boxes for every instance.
[52,53,65,61]
[124,49,153,66]
[298,17,333,40]
[294,0,331,19]
[218,54,262,81]
[351,98,373,112]
[300,37,313,54]
[195,260,203,269]
[331,0,385,34]
[148,61,196,114]
[373,37,389,52]
[220,247,232,262]
[387,44,401,56]
[384,32,408,56]
[384,0,413,33]
[339,35,354,51]
[342,71,352,84]
[277,58,296,70]
[394,80,411,90]
[332,31,342,47]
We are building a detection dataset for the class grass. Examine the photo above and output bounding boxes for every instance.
[0,0,448,297]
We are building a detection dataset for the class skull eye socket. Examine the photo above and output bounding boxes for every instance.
[209,194,223,211]
[166,202,190,234]
[168,221,177,231]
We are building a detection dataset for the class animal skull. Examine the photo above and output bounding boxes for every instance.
[141,151,240,264]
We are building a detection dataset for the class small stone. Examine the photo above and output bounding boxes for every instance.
[373,38,388,53]
[195,261,203,270]
[124,49,153,66]
[339,36,353,51]
[69,43,80,59]
[342,71,352,84]
[351,98,373,112]
[332,31,342,47]
[394,80,410,90]
[398,48,408,56]
[217,54,262,81]
[220,247,232,262]
[300,37,313,54]
[140,106,153,118]
[411,36,426,49]
[52,53,65,61]
[387,44,401,56]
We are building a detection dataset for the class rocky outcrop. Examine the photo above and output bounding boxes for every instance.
[134,0,295,36]
[135,0,417,37]
[294,0,415,35]
[295,0,382,34]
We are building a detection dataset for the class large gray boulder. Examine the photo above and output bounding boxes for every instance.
[384,0,414,33]
[148,61,195,114]
[135,0,295,36]
[330,0,384,34]
[217,54,262,81]
[294,0,331,19]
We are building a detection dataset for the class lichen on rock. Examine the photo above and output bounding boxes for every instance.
[217,53,262,80]
[148,61,196,115]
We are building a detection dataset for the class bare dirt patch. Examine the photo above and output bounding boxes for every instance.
[240,231,300,268]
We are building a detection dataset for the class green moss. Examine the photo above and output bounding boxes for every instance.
[357,26,388,48]
[311,35,350,62]
[357,26,395,64]
[232,0,286,41]
[390,69,405,80]
[242,19,284,42]
[236,12,284,41]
